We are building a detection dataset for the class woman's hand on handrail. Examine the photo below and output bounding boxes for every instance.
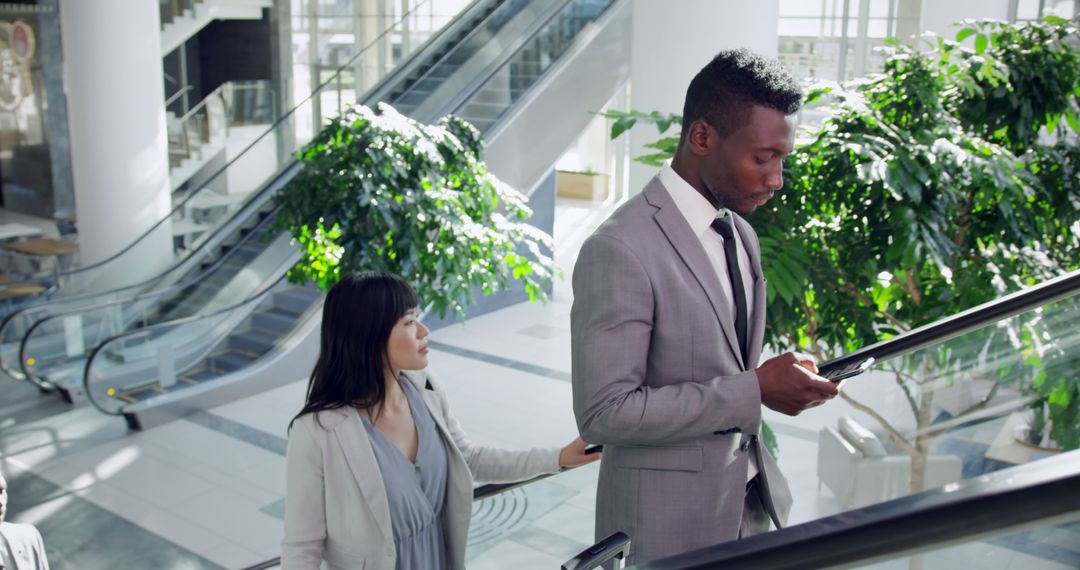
[559,436,602,468]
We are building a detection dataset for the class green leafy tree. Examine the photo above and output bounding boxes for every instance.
[273,103,557,318]
[604,18,1080,485]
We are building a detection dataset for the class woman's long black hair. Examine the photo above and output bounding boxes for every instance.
[290,271,418,429]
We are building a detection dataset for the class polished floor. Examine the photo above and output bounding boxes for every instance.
[0,197,1074,569]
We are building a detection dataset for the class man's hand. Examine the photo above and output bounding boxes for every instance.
[756,352,838,415]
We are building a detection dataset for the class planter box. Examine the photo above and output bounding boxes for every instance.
[556,170,608,201]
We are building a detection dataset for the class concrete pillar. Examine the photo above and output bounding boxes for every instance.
[60,0,172,282]
[627,0,780,194]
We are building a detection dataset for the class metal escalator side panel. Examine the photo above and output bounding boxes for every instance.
[478,0,630,193]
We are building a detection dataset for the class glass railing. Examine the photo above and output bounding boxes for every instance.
[390,0,557,120]
[0,201,282,382]
[811,269,1079,501]
[453,0,615,133]
[20,220,297,392]
[630,448,1080,570]
[0,0,457,314]
[168,80,276,187]
[81,273,315,415]
[603,269,1080,568]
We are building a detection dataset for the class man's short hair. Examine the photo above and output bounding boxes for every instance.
[681,48,802,140]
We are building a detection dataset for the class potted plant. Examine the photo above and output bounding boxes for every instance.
[273,103,557,318]
[556,167,608,201]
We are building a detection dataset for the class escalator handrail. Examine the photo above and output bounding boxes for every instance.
[362,0,506,105]
[634,449,1080,570]
[817,269,1080,377]
[480,0,624,143]
[81,266,304,416]
[14,206,286,384]
[0,0,443,295]
[7,205,282,377]
[403,0,577,122]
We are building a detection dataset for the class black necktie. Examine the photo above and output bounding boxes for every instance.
[710,212,749,365]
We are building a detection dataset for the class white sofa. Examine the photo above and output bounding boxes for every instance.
[817,416,963,509]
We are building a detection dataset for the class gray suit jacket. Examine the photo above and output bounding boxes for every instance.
[0,522,49,570]
[570,176,792,565]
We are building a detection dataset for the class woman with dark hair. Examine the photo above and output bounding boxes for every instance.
[282,271,597,570]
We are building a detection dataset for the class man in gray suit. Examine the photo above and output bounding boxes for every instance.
[571,49,840,565]
[0,470,49,570]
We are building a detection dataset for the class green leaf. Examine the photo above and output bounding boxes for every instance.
[955,28,976,43]
[633,152,674,167]
[975,33,989,54]
[1066,111,1080,133]
[611,116,638,139]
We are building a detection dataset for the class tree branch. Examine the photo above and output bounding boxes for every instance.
[839,391,919,456]
[838,283,910,331]
[903,270,923,305]
[893,365,920,419]
[924,377,1003,440]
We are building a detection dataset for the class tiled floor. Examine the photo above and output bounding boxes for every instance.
[1,196,1074,569]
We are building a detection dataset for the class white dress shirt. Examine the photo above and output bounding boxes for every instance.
[658,166,759,482]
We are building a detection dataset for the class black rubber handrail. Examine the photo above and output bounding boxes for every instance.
[433,0,616,125]
[363,0,506,105]
[80,269,302,416]
[636,449,1080,569]
[395,0,573,120]
[818,269,1080,376]
[15,206,286,387]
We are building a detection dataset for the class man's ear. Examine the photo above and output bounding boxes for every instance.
[685,119,713,156]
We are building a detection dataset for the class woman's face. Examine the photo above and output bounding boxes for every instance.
[386,307,430,375]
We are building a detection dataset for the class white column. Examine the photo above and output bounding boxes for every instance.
[61,0,172,281]
[627,0,780,194]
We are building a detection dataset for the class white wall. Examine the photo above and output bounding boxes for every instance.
[627,0,780,194]
[920,0,1010,40]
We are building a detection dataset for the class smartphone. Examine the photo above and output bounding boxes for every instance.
[584,444,603,455]
[820,357,875,382]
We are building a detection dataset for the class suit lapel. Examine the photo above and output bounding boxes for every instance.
[734,214,767,367]
[644,178,745,368]
[331,407,394,545]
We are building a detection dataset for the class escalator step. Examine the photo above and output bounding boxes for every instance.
[252,309,297,332]
[210,349,258,372]
[229,327,280,355]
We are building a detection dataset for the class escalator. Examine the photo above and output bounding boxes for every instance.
[567,269,1080,569]
[570,449,1080,569]
[17,203,296,398]
[9,0,629,418]
[233,270,1080,569]
[0,0,503,383]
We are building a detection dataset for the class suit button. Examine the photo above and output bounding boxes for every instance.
[739,440,750,452]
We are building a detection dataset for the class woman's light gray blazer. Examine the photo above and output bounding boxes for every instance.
[282,369,561,570]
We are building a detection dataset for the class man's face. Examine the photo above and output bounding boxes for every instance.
[699,105,794,215]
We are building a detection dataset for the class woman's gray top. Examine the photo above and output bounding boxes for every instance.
[360,378,450,570]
